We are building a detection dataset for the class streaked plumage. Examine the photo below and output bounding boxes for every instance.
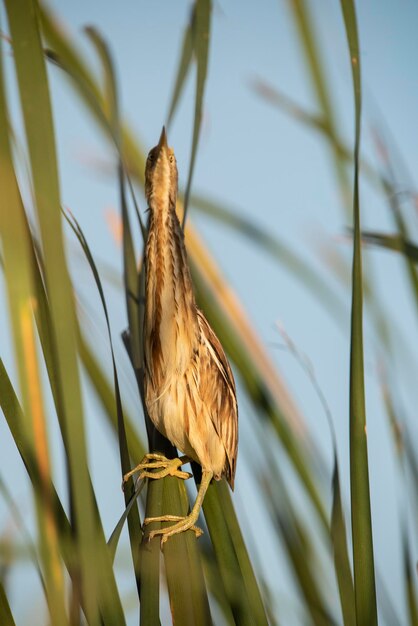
[127,127,238,543]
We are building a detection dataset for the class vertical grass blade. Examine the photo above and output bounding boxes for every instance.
[340,1,378,624]
[182,0,211,226]
[167,5,195,126]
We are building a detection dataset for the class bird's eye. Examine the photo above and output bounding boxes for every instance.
[148,153,155,163]
[169,155,174,163]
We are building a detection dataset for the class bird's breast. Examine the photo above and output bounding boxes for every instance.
[144,209,198,384]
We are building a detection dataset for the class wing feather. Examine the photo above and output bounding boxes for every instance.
[197,309,238,488]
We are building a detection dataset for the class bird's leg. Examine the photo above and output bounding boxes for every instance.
[144,470,213,545]
[122,454,192,488]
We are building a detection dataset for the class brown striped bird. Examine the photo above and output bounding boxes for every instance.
[123,127,238,545]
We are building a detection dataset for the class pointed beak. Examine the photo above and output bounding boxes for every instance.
[157,126,168,153]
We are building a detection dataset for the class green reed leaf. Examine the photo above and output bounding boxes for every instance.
[340,1,378,624]
[167,5,195,127]
[182,0,211,227]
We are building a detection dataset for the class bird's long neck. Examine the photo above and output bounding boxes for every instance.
[144,197,198,379]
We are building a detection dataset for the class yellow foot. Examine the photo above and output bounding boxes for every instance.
[122,454,191,489]
[144,513,203,546]
[143,469,213,547]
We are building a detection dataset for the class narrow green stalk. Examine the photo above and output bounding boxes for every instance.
[340,1,378,624]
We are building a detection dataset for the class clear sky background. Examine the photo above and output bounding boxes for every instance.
[1,1,417,624]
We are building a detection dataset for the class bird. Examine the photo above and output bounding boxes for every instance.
[123,127,238,545]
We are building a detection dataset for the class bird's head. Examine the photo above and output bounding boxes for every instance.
[145,126,178,210]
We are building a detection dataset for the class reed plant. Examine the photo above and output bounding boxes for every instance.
[0,1,416,624]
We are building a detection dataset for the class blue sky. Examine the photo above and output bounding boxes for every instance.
[1,1,417,623]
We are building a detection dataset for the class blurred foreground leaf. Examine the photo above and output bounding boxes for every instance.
[0,18,65,623]
[360,231,418,263]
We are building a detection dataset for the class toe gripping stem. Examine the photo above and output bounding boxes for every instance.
[122,453,192,489]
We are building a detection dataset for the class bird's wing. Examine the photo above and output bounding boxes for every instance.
[197,309,238,488]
